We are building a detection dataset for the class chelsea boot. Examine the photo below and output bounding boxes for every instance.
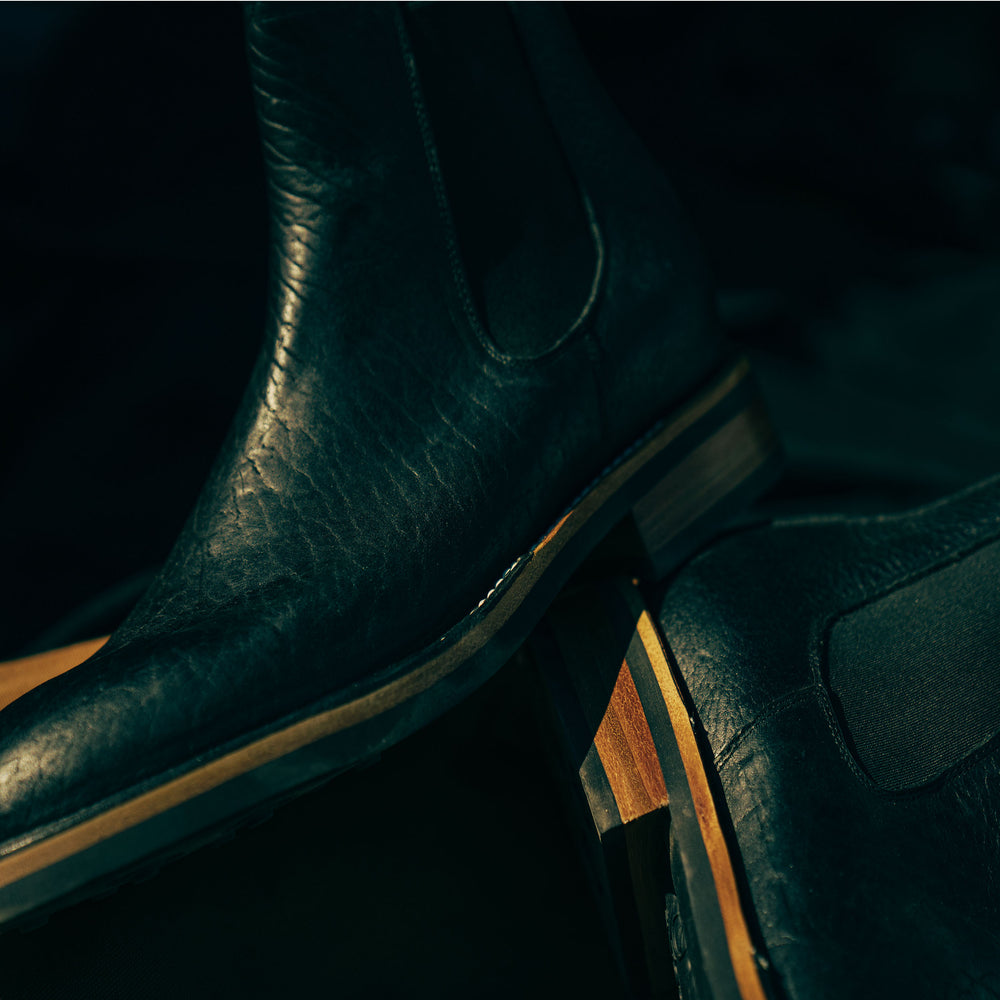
[0,3,779,926]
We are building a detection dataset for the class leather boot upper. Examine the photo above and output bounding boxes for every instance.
[0,4,728,846]
[656,477,1000,999]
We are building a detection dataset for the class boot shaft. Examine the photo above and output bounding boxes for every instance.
[245,2,721,406]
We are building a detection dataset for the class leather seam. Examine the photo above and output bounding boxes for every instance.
[714,685,814,772]
[823,529,1000,636]
[397,5,487,357]
[395,3,603,370]
[812,526,1000,795]
[808,613,886,789]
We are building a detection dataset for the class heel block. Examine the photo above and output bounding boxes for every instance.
[629,386,781,580]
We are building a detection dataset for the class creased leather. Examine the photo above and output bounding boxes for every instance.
[657,475,1000,999]
[0,4,727,844]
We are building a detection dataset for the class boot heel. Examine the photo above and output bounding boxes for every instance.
[629,390,780,580]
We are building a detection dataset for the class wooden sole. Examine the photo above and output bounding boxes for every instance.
[0,357,780,930]
[531,580,776,1000]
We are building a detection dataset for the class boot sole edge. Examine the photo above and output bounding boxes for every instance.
[0,355,780,930]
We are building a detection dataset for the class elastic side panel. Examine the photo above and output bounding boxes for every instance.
[404,3,595,358]
[828,539,1000,790]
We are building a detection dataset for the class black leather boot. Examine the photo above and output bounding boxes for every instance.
[533,477,1000,1000]
[0,3,778,925]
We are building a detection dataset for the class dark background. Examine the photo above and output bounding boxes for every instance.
[0,4,998,997]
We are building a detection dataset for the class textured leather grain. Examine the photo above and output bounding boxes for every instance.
[0,5,727,844]
[656,476,1000,999]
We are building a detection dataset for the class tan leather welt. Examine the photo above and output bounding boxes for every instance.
[630,601,767,1000]
[0,627,494,885]
[593,661,669,823]
[0,358,754,890]
[0,637,109,713]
